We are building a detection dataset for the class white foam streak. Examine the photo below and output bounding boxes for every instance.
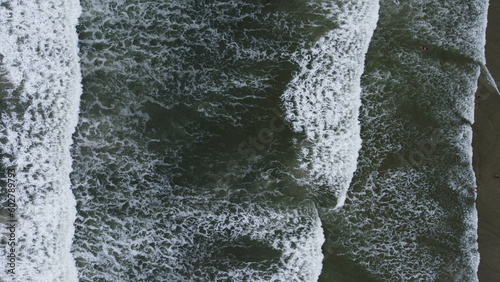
[0,0,82,280]
[181,202,325,281]
[282,1,379,209]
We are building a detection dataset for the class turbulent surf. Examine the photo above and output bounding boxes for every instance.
[0,0,487,281]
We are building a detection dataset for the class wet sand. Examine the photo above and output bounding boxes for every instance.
[473,0,500,281]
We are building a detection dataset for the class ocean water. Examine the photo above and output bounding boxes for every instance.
[0,0,488,281]
[0,0,81,280]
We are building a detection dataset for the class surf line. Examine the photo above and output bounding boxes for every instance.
[209,108,288,188]
[477,64,500,100]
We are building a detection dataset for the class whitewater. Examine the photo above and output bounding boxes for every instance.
[0,0,81,281]
[0,0,489,281]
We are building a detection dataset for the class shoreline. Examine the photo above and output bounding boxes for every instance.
[473,0,500,280]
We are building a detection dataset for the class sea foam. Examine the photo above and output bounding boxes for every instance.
[282,0,379,209]
[318,0,487,279]
[0,1,82,280]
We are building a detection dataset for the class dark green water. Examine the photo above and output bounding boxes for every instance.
[71,0,485,280]
[0,0,488,280]
[71,1,355,280]
[320,0,486,280]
